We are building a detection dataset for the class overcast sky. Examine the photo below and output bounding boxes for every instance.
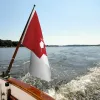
[0,0,100,45]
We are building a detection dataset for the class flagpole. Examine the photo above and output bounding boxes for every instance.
[5,5,36,77]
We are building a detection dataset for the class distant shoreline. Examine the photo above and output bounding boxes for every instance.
[46,45,100,47]
[0,39,100,47]
[1,44,100,48]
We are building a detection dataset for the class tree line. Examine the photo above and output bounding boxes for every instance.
[0,39,58,47]
[1,39,100,47]
[0,39,22,47]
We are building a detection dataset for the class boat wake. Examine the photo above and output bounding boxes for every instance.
[21,72,50,91]
[21,64,100,100]
[48,66,100,100]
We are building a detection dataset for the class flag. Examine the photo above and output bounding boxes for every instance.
[22,11,51,81]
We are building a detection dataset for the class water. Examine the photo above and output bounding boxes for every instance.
[0,46,100,99]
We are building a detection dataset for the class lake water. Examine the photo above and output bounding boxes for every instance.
[0,47,100,99]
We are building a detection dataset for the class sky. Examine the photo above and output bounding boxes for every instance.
[0,0,100,45]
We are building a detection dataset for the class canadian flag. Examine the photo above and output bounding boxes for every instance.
[22,11,51,81]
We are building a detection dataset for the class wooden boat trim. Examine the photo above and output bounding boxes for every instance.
[7,88,18,100]
[8,78,54,100]
[10,95,18,100]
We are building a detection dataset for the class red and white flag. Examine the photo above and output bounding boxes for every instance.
[22,11,51,81]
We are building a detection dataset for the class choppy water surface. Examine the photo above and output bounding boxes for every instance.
[0,46,100,99]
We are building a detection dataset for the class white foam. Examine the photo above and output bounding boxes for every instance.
[21,72,31,81]
[48,67,100,100]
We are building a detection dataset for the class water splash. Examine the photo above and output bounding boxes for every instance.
[21,73,50,91]
[21,64,100,100]
[48,66,100,100]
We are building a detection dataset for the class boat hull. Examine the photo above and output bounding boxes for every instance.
[0,78,54,100]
